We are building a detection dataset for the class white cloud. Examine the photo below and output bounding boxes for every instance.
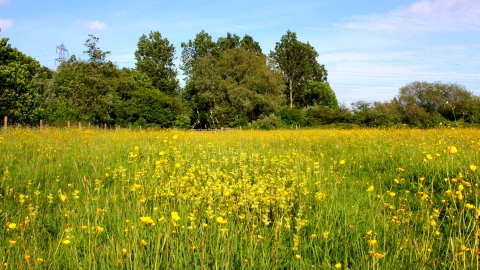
[337,0,480,32]
[86,20,108,30]
[0,18,13,29]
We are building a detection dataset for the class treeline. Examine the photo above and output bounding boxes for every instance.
[1,31,479,129]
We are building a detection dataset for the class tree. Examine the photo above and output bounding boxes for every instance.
[303,81,338,108]
[0,37,46,124]
[84,34,110,64]
[397,81,474,124]
[180,30,218,80]
[52,36,119,124]
[269,30,327,108]
[135,31,178,94]
[185,48,285,128]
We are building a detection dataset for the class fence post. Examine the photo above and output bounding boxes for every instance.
[40,119,43,131]
[67,121,70,129]
[79,122,82,130]
[88,122,91,129]
[3,116,6,130]
[104,124,106,130]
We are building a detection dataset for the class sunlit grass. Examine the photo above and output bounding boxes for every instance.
[1,128,479,269]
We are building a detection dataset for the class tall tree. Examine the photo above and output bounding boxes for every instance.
[269,30,327,108]
[185,48,284,128]
[135,31,178,94]
[53,36,118,124]
[180,30,218,79]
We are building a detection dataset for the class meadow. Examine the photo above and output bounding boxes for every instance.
[0,128,479,269]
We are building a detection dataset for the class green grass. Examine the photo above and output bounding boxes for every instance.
[0,128,479,269]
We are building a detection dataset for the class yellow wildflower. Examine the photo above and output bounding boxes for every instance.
[216,216,227,225]
[366,185,374,193]
[447,146,457,154]
[470,165,477,172]
[171,211,180,222]
[140,216,155,226]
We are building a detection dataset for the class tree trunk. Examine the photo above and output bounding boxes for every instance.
[289,79,293,108]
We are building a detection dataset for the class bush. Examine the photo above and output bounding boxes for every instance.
[250,114,283,130]
[276,108,305,126]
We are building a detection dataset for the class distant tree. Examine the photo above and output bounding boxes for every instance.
[269,30,327,108]
[185,48,285,128]
[397,81,473,124]
[84,34,111,64]
[303,81,338,108]
[135,31,178,94]
[180,30,218,79]
[52,36,119,124]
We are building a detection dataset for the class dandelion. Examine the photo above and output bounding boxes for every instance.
[470,165,477,172]
[366,185,374,193]
[171,211,180,222]
[339,160,346,165]
[335,263,342,269]
[7,223,16,230]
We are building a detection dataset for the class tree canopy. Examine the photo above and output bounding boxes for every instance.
[3,31,480,130]
[269,30,327,108]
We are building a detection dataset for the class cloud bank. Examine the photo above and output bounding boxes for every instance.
[337,0,480,32]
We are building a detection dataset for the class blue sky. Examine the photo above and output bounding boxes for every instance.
[1,0,479,105]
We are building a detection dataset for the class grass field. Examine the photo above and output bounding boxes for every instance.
[1,128,479,269]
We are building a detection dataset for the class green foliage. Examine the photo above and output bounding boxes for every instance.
[0,37,46,125]
[135,31,178,94]
[302,81,338,108]
[276,108,305,126]
[250,113,283,130]
[303,104,353,126]
[397,81,473,125]
[183,41,285,128]
[269,30,327,108]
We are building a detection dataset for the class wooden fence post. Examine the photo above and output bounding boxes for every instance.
[79,122,82,130]
[67,121,70,128]
[40,119,43,131]
[104,124,106,130]
[3,116,6,130]
[88,122,91,129]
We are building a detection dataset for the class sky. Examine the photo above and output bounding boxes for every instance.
[1,0,479,105]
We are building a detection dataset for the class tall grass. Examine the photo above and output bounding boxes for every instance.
[1,128,479,269]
